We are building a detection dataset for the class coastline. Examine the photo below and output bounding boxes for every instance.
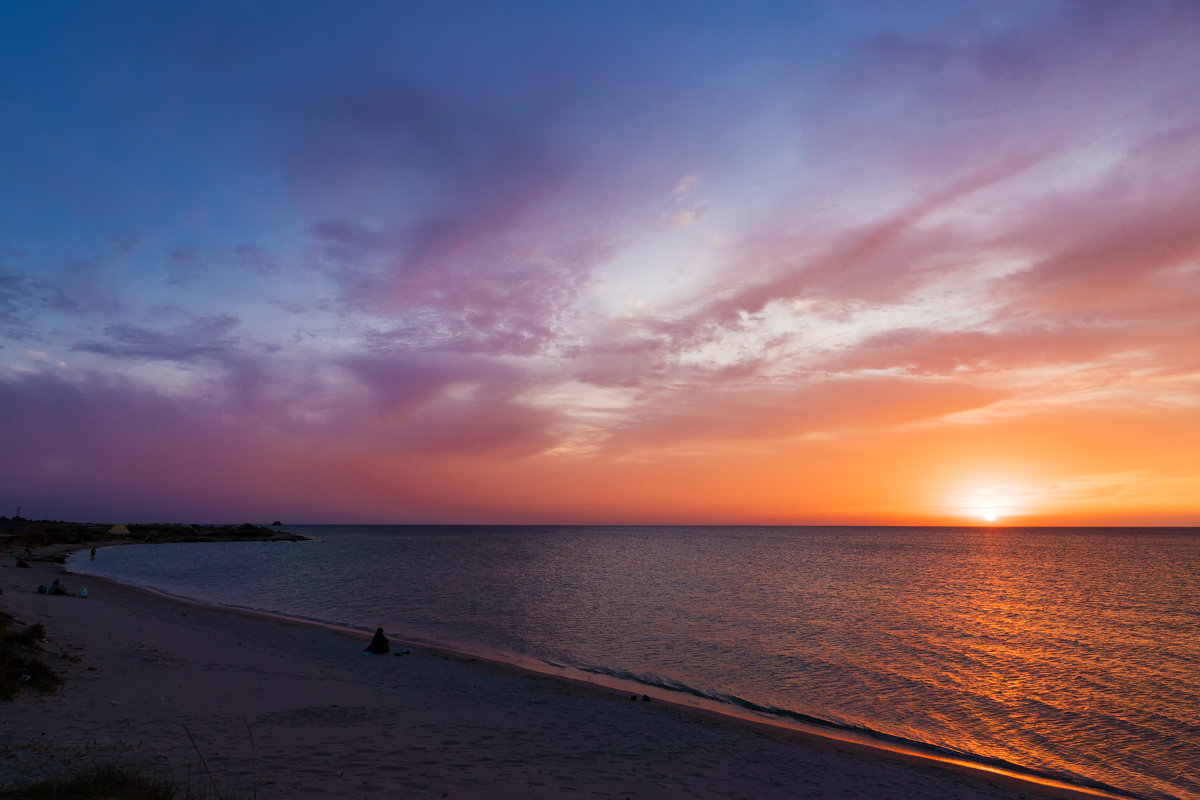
[1,547,1135,799]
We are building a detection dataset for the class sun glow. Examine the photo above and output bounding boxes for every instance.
[969,501,1016,524]
[970,502,1014,523]
[944,479,1027,525]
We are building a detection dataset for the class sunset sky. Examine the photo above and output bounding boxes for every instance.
[2,1,1199,526]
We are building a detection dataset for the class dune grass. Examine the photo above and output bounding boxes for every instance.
[0,761,177,799]
[0,739,251,800]
[0,609,61,701]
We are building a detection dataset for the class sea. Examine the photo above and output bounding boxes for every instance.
[67,525,1199,800]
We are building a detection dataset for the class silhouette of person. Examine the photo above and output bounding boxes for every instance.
[364,627,390,654]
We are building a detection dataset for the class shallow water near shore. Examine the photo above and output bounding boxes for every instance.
[69,525,1199,800]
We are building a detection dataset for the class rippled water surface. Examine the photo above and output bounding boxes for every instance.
[71,526,1200,800]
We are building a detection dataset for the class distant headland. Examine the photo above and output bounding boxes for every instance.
[0,517,307,559]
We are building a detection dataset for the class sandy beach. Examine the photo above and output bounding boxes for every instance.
[1,551,1120,800]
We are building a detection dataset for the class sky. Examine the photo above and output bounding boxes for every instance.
[2,1,1199,526]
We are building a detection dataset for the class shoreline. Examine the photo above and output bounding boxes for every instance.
[71,559,1133,800]
[2,545,1139,800]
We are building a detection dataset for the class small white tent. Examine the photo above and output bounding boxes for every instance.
[106,524,130,535]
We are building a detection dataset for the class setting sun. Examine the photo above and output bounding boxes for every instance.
[942,478,1026,526]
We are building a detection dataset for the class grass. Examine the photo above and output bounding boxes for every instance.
[0,729,257,800]
[0,609,61,701]
[0,761,177,799]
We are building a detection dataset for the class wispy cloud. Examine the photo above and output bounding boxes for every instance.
[2,1,1198,522]
[74,315,241,362]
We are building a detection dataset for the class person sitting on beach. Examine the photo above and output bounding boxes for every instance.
[15,558,30,568]
[364,627,390,655]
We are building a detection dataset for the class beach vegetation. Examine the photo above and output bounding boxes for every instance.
[7,623,45,646]
[0,518,304,552]
[0,736,251,800]
[0,609,61,701]
[0,761,176,799]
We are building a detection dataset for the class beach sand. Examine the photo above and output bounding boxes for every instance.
[0,552,1116,800]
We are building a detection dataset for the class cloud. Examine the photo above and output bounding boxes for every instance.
[558,2,1200,428]
[574,372,1006,457]
[283,73,622,358]
[231,244,279,276]
[3,1,1199,524]
[0,371,220,499]
[0,269,76,338]
[990,147,1200,323]
[308,212,613,357]
[0,368,354,521]
[336,351,560,456]
[672,174,701,199]
[73,315,240,362]
[166,246,205,286]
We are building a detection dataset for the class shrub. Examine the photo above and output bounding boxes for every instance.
[0,608,60,701]
[9,624,46,646]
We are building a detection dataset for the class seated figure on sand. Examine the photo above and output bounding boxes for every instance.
[35,579,84,598]
[364,627,390,655]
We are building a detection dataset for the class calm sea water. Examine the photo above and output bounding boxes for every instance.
[68,526,1199,800]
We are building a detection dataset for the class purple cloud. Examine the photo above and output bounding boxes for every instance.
[231,244,279,276]
[74,315,240,362]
